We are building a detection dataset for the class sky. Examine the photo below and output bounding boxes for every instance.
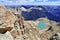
[0,0,60,6]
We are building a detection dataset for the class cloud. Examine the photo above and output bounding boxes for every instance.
[0,0,60,6]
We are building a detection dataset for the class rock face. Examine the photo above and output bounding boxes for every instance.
[0,5,19,40]
[50,33,60,40]
[0,5,20,40]
[0,5,16,28]
[0,31,13,40]
[0,5,16,33]
[0,34,11,40]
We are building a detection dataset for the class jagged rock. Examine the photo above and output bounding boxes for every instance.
[0,27,13,34]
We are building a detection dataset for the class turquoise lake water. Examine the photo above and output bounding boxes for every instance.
[38,22,46,29]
